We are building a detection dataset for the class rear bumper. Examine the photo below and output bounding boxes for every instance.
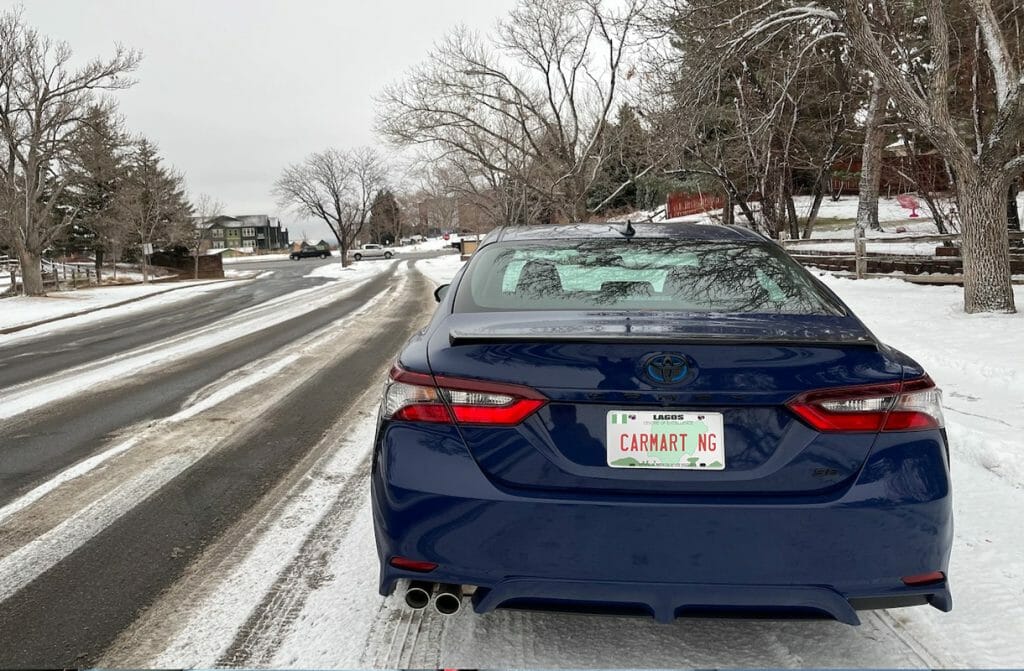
[371,424,953,625]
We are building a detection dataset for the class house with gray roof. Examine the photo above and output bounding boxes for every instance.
[199,215,290,252]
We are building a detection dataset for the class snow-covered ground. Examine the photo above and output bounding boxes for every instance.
[0,280,243,332]
[222,252,296,264]
[397,236,464,253]
[304,259,397,282]
[658,193,958,228]
[414,253,464,285]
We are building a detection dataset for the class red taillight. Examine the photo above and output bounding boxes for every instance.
[389,556,438,572]
[787,376,944,433]
[383,365,546,426]
[901,570,945,586]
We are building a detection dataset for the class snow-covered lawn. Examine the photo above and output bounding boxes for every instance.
[414,254,464,285]
[0,280,243,332]
[655,194,1024,258]
[395,236,463,253]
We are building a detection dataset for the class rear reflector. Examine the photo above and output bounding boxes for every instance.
[389,556,438,572]
[787,376,944,433]
[383,365,546,426]
[901,571,946,586]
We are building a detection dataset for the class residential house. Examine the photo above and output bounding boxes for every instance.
[201,215,290,252]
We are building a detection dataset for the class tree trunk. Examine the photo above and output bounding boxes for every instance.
[17,247,45,296]
[1008,179,1020,231]
[720,176,756,225]
[340,236,352,268]
[957,171,1016,313]
[802,182,825,239]
[857,81,888,232]
[785,190,799,239]
[95,249,104,284]
[919,190,949,234]
[735,196,757,226]
[194,252,200,280]
[722,193,735,226]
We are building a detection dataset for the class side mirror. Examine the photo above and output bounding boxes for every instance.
[434,284,450,303]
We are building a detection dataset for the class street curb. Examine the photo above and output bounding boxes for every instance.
[0,277,247,336]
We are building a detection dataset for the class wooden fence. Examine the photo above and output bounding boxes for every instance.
[666,192,726,219]
[781,230,1024,284]
[1,256,100,296]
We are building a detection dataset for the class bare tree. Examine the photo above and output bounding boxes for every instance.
[736,0,1023,313]
[274,146,387,266]
[377,0,645,224]
[643,0,859,238]
[0,8,140,295]
[189,193,223,279]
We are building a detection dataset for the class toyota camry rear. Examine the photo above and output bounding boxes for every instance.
[370,223,953,624]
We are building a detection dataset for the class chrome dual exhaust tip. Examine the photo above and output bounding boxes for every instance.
[403,581,463,614]
[405,580,433,609]
[433,583,462,615]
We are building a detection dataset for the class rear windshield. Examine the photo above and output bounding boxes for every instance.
[453,239,843,315]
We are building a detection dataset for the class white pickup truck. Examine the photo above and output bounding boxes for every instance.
[347,244,394,261]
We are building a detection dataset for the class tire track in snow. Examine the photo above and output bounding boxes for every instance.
[864,610,951,668]
[216,455,373,667]
[359,599,448,669]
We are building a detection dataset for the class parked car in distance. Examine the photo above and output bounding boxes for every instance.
[289,247,331,260]
[349,244,394,261]
[372,222,952,625]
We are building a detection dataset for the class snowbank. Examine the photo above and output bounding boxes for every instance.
[414,254,464,285]
[303,259,395,282]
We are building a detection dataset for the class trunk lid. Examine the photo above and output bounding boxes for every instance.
[426,311,900,496]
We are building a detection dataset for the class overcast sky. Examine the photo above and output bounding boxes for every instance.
[21,0,516,240]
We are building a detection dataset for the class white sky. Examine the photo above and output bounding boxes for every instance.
[20,0,516,241]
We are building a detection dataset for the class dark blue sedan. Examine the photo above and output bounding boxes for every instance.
[371,223,952,624]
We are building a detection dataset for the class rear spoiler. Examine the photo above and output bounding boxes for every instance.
[448,330,879,348]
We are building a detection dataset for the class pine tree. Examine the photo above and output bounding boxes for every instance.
[115,138,192,283]
[369,189,402,244]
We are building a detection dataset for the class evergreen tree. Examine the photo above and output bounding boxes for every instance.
[60,105,132,280]
[368,189,402,244]
[115,138,192,283]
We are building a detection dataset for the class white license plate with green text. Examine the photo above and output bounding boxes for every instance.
[606,410,725,470]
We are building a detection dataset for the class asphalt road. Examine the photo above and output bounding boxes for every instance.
[0,254,441,666]
[0,252,435,388]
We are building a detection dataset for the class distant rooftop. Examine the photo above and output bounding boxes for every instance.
[197,214,285,229]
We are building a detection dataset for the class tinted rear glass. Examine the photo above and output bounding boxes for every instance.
[453,239,843,315]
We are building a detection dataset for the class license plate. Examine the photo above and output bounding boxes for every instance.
[606,410,725,470]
